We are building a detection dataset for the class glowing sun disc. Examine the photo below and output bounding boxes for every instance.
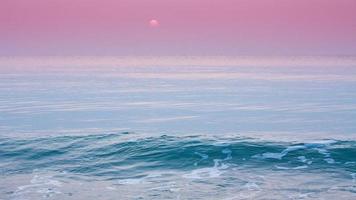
[149,19,159,27]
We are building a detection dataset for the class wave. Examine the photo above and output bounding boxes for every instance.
[1,133,355,180]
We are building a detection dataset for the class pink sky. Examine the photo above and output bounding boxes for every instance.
[1,0,356,56]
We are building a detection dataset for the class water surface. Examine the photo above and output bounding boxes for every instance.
[1,56,356,199]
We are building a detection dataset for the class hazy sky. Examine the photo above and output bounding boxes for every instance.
[1,0,356,56]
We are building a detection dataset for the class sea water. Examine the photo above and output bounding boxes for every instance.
[0,56,356,199]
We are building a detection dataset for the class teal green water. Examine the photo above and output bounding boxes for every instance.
[1,134,356,199]
[1,134,356,177]
[1,57,356,199]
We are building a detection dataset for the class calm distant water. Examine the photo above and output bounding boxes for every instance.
[0,57,356,199]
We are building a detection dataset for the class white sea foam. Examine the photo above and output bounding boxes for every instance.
[184,159,228,179]
[261,152,286,160]
[345,161,356,165]
[243,182,260,191]
[304,140,337,148]
[194,152,209,166]
[106,186,116,190]
[297,156,307,163]
[222,148,233,160]
[351,173,356,183]
[13,173,63,199]
[297,156,313,165]
[183,167,222,179]
[275,165,308,170]
[259,145,306,160]
[117,178,144,185]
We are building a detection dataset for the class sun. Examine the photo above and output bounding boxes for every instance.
[149,19,159,28]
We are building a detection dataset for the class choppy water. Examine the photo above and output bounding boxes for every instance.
[1,56,356,199]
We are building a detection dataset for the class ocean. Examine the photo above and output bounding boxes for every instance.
[0,56,356,199]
